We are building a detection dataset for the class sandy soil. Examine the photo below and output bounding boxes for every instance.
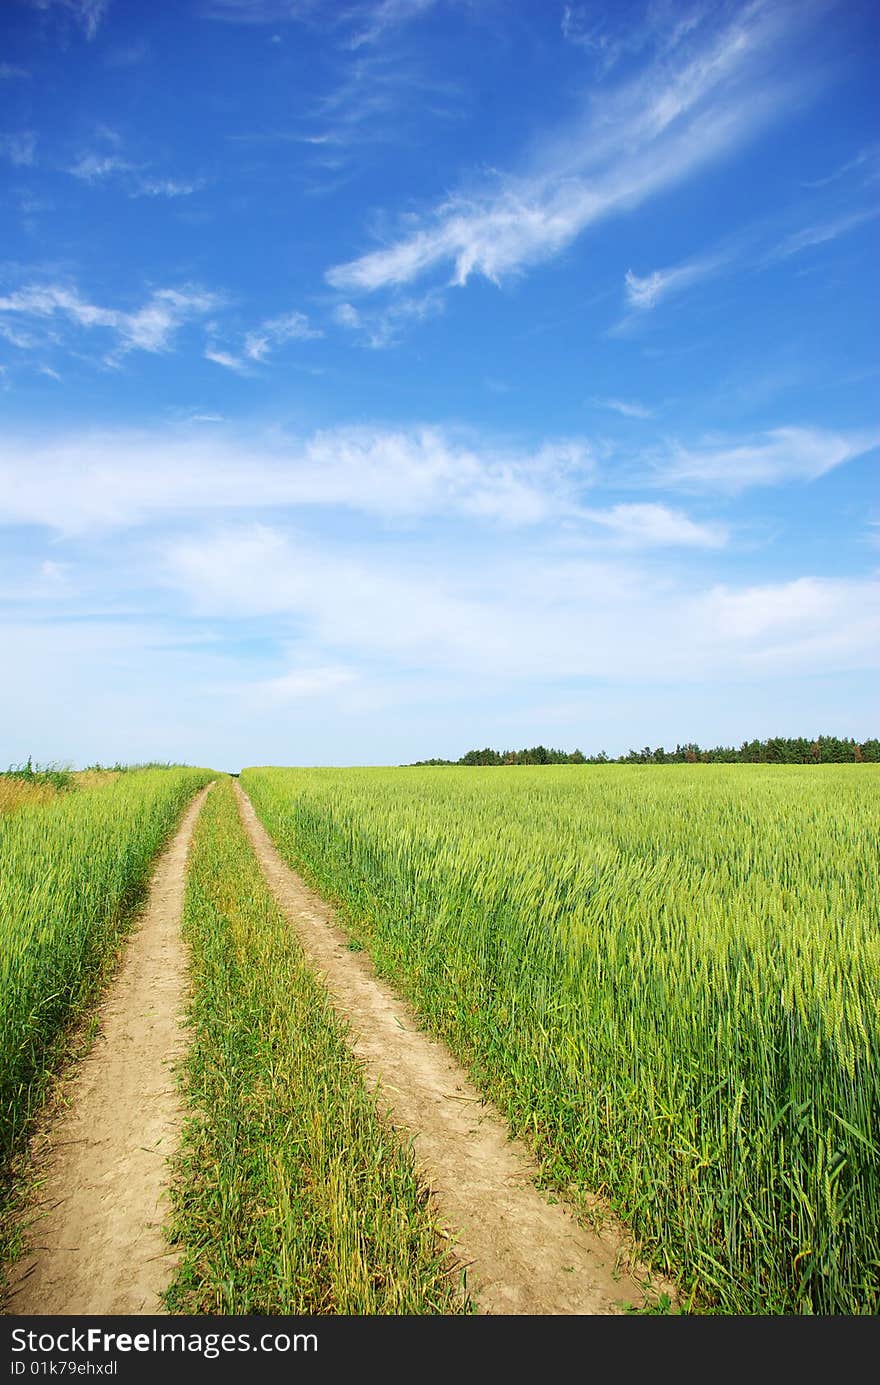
[236,783,670,1316]
[3,786,211,1316]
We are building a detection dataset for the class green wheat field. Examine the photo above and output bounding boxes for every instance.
[2,763,878,1314]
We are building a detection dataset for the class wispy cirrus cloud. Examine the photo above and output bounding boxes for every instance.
[801,144,879,189]
[131,177,202,198]
[344,0,438,50]
[1,131,38,166]
[768,207,880,261]
[581,502,725,548]
[624,250,729,310]
[300,49,460,179]
[651,425,879,493]
[561,0,704,75]
[222,2,460,196]
[619,199,878,321]
[68,152,203,199]
[0,321,38,350]
[333,290,444,348]
[206,309,321,371]
[244,311,322,361]
[201,0,317,22]
[590,396,653,419]
[29,0,111,40]
[68,153,135,181]
[0,282,220,363]
[561,2,615,57]
[327,1,812,298]
[204,346,251,375]
[204,0,437,48]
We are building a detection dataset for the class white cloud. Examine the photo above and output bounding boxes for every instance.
[769,207,880,261]
[346,0,437,50]
[561,0,704,73]
[0,284,116,330]
[121,289,217,353]
[204,346,251,374]
[561,2,639,70]
[244,311,321,361]
[801,145,879,189]
[162,523,880,684]
[327,2,806,296]
[68,153,134,181]
[0,321,38,350]
[656,426,879,493]
[131,177,202,198]
[1,557,76,605]
[206,310,321,371]
[2,422,868,541]
[0,282,219,361]
[1,131,38,166]
[700,577,838,641]
[203,1,314,22]
[255,663,359,703]
[32,0,111,40]
[590,396,653,419]
[203,0,433,41]
[1,444,876,760]
[561,3,603,52]
[73,0,110,38]
[40,559,70,583]
[334,302,362,329]
[582,503,725,548]
[333,289,444,347]
[0,424,593,535]
[618,203,878,321]
[0,64,30,79]
[67,153,203,199]
[624,251,726,310]
[695,577,880,674]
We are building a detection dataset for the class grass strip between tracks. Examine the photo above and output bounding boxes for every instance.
[163,776,468,1315]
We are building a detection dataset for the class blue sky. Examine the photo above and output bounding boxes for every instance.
[1,0,877,769]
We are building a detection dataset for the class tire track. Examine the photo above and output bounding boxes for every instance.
[4,785,212,1316]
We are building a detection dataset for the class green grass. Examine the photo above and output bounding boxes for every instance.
[0,766,214,1183]
[163,777,468,1315]
[241,763,880,1315]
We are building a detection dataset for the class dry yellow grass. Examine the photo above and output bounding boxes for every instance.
[0,780,58,815]
[0,771,121,815]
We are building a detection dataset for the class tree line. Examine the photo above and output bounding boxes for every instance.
[410,735,880,766]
